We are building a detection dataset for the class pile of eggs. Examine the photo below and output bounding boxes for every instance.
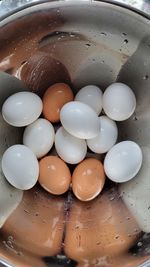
[1,82,143,201]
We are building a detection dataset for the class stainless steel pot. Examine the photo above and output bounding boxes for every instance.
[0,1,150,266]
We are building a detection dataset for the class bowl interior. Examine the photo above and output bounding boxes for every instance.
[0,1,150,267]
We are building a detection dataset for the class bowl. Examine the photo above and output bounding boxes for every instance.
[0,1,150,267]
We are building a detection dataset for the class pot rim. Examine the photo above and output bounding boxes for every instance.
[0,1,150,267]
[0,0,149,23]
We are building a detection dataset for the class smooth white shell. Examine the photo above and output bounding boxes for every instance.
[104,141,142,183]
[2,145,39,190]
[23,118,55,158]
[75,85,103,115]
[102,83,136,121]
[87,116,118,153]
[60,101,100,139]
[55,127,87,164]
[2,91,43,127]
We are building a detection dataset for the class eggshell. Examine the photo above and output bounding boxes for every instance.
[72,158,105,201]
[75,85,103,115]
[39,156,71,195]
[87,116,118,154]
[55,127,87,164]
[60,101,100,139]
[2,145,39,190]
[2,91,43,127]
[23,118,55,158]
[104,141,143,183]
[102,83,136,121]
[43,83,74,123]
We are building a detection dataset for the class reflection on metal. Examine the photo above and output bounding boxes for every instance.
[139,260,150,267]
[0,0,150,17]
[0,259,15,267]
[0,1,150,267]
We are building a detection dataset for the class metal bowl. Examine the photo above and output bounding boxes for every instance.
[0,1,150,266]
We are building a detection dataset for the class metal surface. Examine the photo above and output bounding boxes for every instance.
[0,0,150,17]
[0,1,150,267]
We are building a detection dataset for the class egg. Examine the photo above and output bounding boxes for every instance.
[102,83,136,121]
[104,141,143,183]
[2,145,39,190]
[43,83,74,123]
[38,156,71,195]
[60,101,100,139]
[2,91,43,127]
[55,127,87,164]
[75,85,103,115]
[72,158,105,201]
[87,116,118,154]
[23,118,55,158]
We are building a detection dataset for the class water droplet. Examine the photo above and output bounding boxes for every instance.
[100,32,107,36]
[133,115,138,121]
[17,251,23,256]
[137,241,143,247]
[143,74,149,80]
[7,241,14,248]
[85,43,91,47]
[124,39,128,44]
[8,236,14,242]
[109,196,115,201]
[24,209,30,214]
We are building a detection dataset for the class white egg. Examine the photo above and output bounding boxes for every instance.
[2,145,39,190]
[55,127,87,164]
[60,101,100,139]
[23,118,55,158]
[102,83,136,121]
[87,116,118,153]
[75,85,103,115]
[104,141,142,183]
[2,91,43,127]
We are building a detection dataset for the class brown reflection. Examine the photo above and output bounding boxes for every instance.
[0,185,65,257]
[64,188,142,266]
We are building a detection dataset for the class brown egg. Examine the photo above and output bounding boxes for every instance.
[43,83,74,123]
[1,186,65,257]
[72,158,105,201]
[64,189,141,263]
[39,156,71,195]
